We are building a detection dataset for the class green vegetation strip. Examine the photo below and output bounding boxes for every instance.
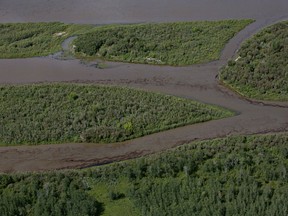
[1,133,288,215]
[0,84,232,145]
[220,21,288,101]
[0,20,252,64]
[0,22,93,58]
[73,20,253,66]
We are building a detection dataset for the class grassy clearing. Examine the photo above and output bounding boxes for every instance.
[0,22,93,58]
[220,21,288,101]
[0,84,233,145]
[1,133,288,215]
[73,20,253,66]
[90,179,141,216]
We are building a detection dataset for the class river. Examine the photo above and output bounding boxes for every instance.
[1,0,288,24]
[0,0,287,172]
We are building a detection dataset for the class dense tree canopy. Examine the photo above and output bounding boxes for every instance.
[220,21,288,101]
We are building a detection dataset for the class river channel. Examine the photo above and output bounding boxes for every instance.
[0,0,287,172]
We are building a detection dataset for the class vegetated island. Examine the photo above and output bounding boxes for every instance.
[0,20,253,65]
[73,20,253,66]
[220,21,288,101]
[1,133,288,215]
[0,84,233,146]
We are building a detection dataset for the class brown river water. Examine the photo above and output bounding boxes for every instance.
[0,0,288,172]
[1,0,288,23]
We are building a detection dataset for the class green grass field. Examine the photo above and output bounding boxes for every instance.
[0,22,93,58]
[73,20,253,66]
[1,133,288,215]
[0,84,233,145]
[220,21,288,101]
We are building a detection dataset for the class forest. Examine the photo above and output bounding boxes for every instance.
[1,133,288,215]
[220,21,288,101]
[73,20,253,66]
[0,84,232,145]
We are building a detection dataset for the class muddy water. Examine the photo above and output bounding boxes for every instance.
[1,0,288,24]
[0,1,288,172]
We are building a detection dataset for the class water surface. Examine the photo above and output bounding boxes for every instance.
[1,0,288,24]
